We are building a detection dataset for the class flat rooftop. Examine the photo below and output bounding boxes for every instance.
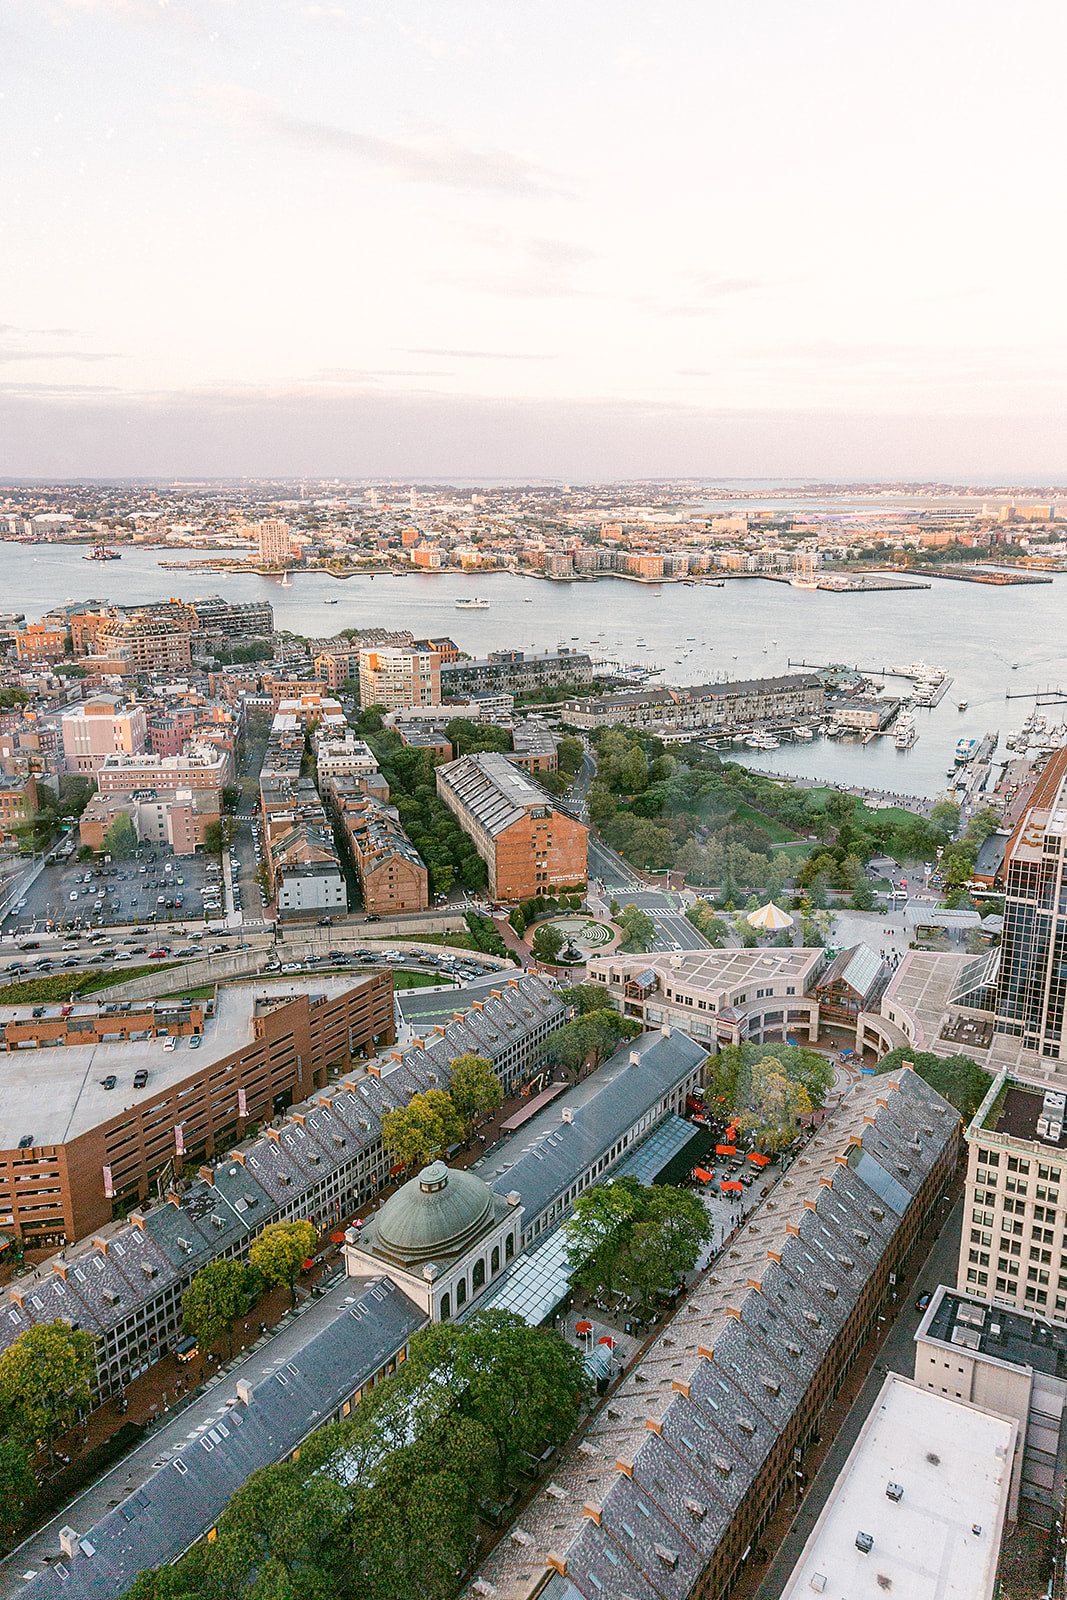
[780,1375,1014,1600]
[0,977,371,1151]
[978,1074,1067,1150]
[588,944,820,987]
[923,1287,1067,1381]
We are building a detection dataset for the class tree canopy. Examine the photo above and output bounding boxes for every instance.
[183,1259,256,1358]
[706,1042,832,1140]
[874,1047,986,1119]
[248,1219,317,1303]
[565,1179,711,1308]
[0,1319,95,1466]
[446,1053,503,1131]
[122,1311,588,1600]
[541,1009,642,1079]
[381,1088,465,1170]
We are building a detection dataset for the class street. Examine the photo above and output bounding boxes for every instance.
[586,834,711,952]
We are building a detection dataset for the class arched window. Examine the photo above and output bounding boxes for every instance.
[456,1277,467,1307]
[505,1232,515,1261]
[472,1258,485,1290]
[440,1292,451,1321]
[491,1245,500,1275]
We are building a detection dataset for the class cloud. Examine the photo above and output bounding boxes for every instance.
[7,383,1067,483]
[308,368,455,381]
[0,349,121,363]
[401,348,556,362]
[266,111,564,195]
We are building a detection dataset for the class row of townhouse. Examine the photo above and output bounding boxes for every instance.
[0,975,566,1400]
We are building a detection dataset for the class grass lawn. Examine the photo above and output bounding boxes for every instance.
[730,801,801,844]
[392,969,446,989]
[393,932,481,952]
[770,840,816,863]
[0,963,181,1004]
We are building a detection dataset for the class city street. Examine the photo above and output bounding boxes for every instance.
[587,834,711,952]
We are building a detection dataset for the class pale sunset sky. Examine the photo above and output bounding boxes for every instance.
[3,0,1067,478]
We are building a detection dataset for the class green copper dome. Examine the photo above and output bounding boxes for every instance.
[374,1160,495,1266]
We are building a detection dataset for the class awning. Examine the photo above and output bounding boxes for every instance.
[329,1231,347,1243]
[693,1167,714,1183]
[716,1145,736,1156]
[747,1152,770,1167]
[721,1180,743,1192]
[301,1257,314,1270]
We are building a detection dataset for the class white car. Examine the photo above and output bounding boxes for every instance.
[69,891,78,901]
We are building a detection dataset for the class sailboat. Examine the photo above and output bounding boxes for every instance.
[280,571,292,587]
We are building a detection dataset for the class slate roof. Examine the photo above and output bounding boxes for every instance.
[15,1278,424,1600]
[436,751,561,836]
[465,1068,958,1600]
[483,1031,706,1224]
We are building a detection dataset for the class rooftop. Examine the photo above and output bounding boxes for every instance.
[921,1285,1067,1381]
[780,1375,1014,1600]
[0,977,370,1151]
[436,750,565,835]
[975,1072,1067,1150]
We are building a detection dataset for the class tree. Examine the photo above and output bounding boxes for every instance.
[616,903,655,951]
[559,982,611,1015]
[566,1177,644,1294]
[203,820,224,855]
[0,1435,34,1537]
[447,1053,502,1133]
[508,905,526,937]
[0,1320,95,1465]
[381,1089,465,1171]
[735,1057,812,1149]
[531,922,565,964]
[410,1311,590,1495]
[183,1259,254,1359]
[248,1219,317,1306]
[931,799,960,829]
[557,736,584,777]
[103,812,137,858]
[874,1047,987,1118]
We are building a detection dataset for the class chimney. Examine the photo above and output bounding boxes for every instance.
[236,1380,254,1405]
[629,1049,641,1066]
[561,1107,574,1124]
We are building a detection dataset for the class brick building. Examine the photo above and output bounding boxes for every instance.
[0,974,394,1248]
[334,790,429,915]
[435,750,587,900]
[358,645,441,711]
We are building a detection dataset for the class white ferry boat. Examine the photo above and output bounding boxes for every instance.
[455,597,490,610]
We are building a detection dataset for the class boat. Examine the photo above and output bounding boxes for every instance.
[895,715,917,749]
[83,545,120,561]
[955,737,980,764]
[280,571,292,587]
[745,728,780,750]
[456,597,490,610]
[789,578,819,589]
[523,597,533,603]
[793,725,814,740]
[323,598,338,604]
[1011,662,1019,670]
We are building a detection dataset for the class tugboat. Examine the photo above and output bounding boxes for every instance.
[83,544,120,561]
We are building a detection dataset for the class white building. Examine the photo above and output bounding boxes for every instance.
[781,1373,1016,1600]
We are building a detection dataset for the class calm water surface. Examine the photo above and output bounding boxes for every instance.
[5,545,1065,799]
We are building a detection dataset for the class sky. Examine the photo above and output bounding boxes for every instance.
[4,0,1067,481]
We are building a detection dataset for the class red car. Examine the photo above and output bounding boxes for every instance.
[147,948,168,959]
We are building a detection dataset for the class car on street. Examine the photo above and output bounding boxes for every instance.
[133,1069,149,1088]
[101,1075,117,1090]
[915,1291,932,1313]
[188,1034,202,1049]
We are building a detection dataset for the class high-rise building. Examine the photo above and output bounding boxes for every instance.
[257,518,291,567]
[995,746,1067,1062]
[358,645,440,711]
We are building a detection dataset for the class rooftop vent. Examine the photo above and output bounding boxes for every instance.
[886,1481,903,1502]
[856,1531,874,1554]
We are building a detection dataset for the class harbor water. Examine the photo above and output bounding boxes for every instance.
[6,544,1065,799]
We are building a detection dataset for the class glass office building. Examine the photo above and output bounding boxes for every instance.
[996,748,1067,1061]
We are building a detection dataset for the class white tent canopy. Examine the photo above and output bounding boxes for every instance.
[746,900,794,932]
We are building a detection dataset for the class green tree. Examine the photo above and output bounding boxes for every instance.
[566,1177,644,1294]
[447,1053,503,1133]
[103,811,137,858]
[248,1219,317,1306]
[559,982,611,1014]
[557,736,584,776]
[616,903,655,951]
[508,905,526,937]
[203,820,223,855]
[410,1311,590,1495]
[531,922,565,963]
[735,1057,812,1149]
[0,1435,34,1537]
[874,1047,986,1118]
[931,799,960,829]
[381,1089,465,1170]
[0,1320,95,1465]
[182,1259,254,1360]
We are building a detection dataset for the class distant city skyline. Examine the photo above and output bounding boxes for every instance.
[5,0,1067,478]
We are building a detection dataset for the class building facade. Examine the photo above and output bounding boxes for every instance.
[435,749,587,900]
[995,746,1067,1062]
[358,645,441,711]
[61,698,149,775]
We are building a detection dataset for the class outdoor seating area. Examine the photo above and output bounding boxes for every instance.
[940,1013,994,1048]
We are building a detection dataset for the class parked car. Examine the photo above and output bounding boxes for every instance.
[133,1069,149,1088]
